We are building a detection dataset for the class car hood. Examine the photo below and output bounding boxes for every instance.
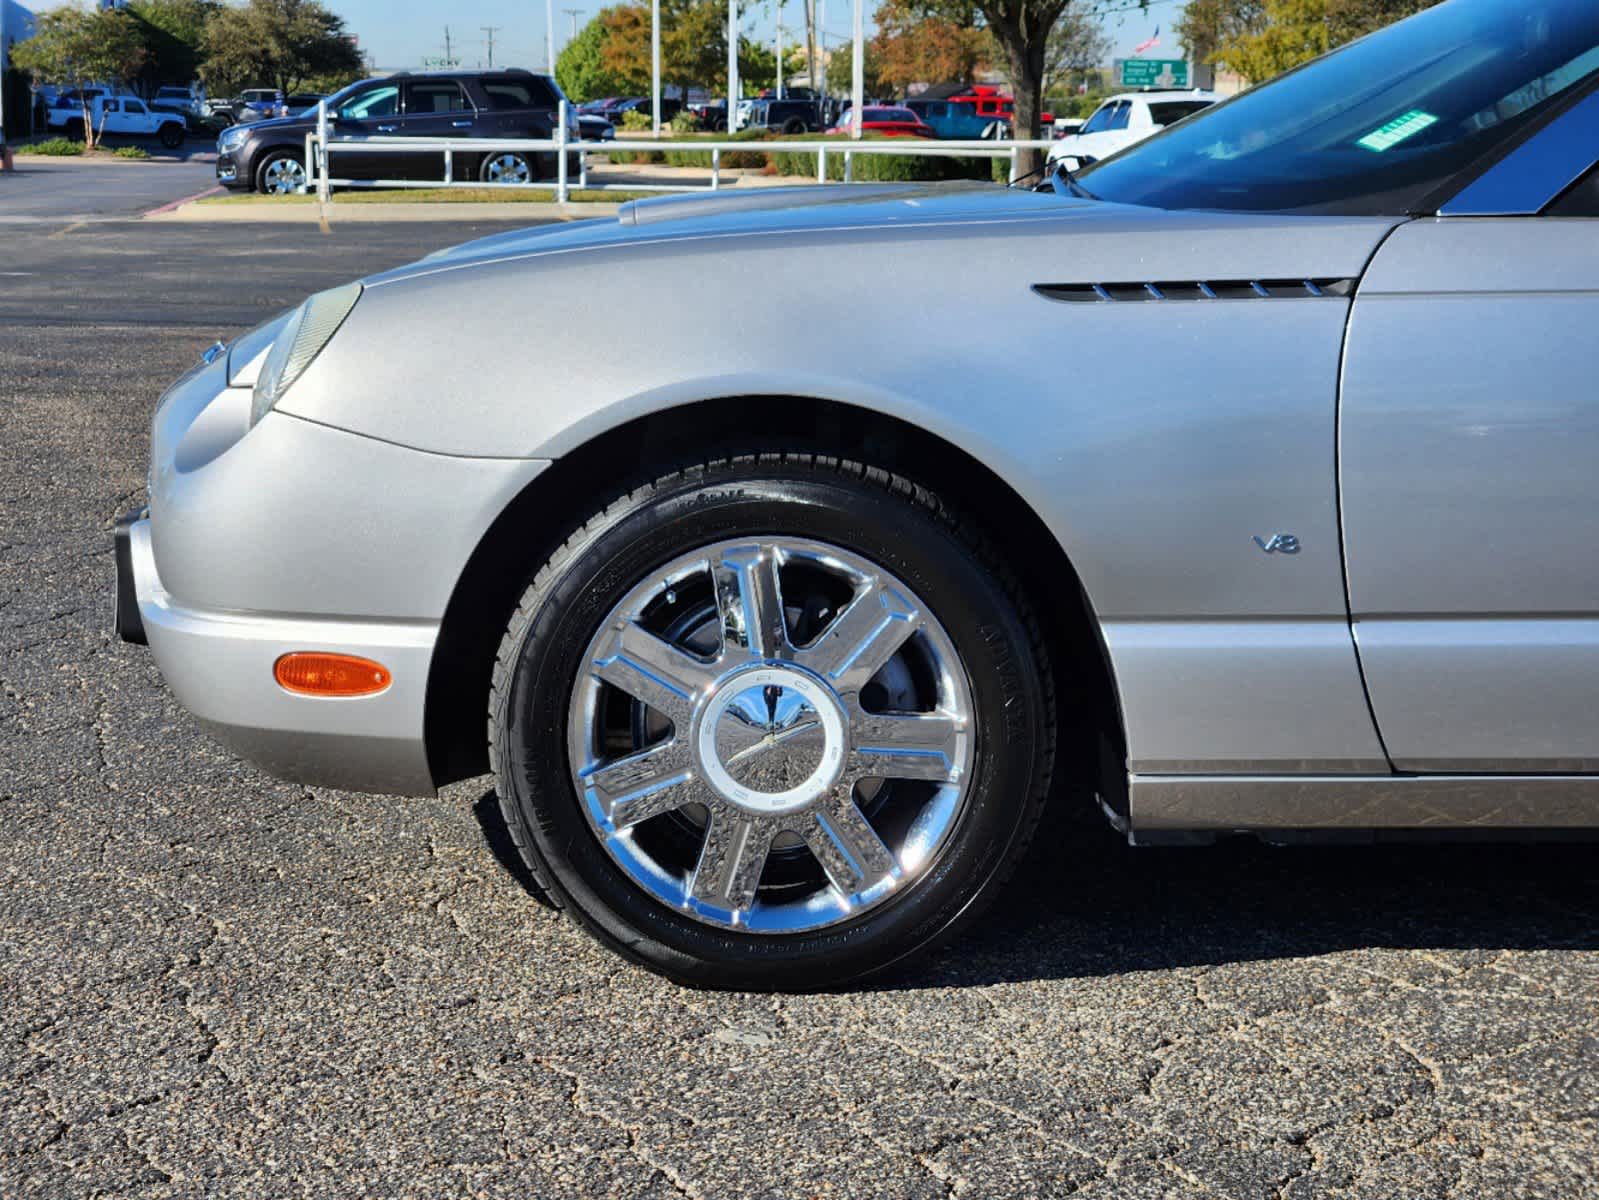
[229,112,316,135]
[370,183,1402,293]
[378,184,1069,281]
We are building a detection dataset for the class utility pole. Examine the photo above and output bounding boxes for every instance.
[481,25,500,68]
[443,25,455,67]
[545,0,555,73]
[563,8,582,39]
[775,0,783,97]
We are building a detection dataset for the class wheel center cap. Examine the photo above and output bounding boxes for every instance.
[696,667,847,815]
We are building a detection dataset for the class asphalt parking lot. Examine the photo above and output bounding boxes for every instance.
[1,213,1596,1198]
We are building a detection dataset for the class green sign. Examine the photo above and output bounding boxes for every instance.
[1119,59,1190,89]
[1357,109,1438,153]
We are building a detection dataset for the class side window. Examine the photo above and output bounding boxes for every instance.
[482,81,535,110]
[405,82,472,114]
[1546,164,1599,217]
[339,86,399,120]
[124,99,146,114]
[1108,101,1132,131]
[1080,103,1115,134]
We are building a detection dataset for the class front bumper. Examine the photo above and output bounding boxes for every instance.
[215,151,242,186]
[118,511,441,794]
[117,335,548,797]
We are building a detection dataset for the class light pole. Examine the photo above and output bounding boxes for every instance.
[850,0,863,138]
[775,1,783,98]
[651,0,661,135]
[726,0,738,133]
[545,0,556,73]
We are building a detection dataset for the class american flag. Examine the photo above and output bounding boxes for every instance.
[1133,26,1161,54]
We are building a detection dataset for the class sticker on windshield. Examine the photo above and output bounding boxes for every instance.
[1357,109,1438,152]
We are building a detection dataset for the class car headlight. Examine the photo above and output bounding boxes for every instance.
[218,125,246,151]
[250,282,362,426]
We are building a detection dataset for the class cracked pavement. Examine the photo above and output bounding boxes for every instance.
[2,218,1597,1199]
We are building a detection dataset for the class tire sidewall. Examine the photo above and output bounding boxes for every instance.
[496,464,1048,988]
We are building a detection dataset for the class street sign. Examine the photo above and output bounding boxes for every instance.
[1119,59,1190,89]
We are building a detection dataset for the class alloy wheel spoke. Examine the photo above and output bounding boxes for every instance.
[582,739,697,830]
[795,578,921,694]
[806,786,899,897]
[712,544,789,661]
[591,620,716,725]
[847,710,964,783]
[688,808,771,915]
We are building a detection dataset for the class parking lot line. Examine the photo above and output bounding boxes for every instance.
[144,184,226,216]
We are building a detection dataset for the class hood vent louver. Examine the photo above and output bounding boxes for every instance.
[1033,278,1355,304]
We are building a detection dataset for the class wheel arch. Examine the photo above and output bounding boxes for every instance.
[423,395,1128,821]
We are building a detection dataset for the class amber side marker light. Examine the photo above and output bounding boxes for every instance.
[274,652,392,697]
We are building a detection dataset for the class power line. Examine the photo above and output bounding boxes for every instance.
[481,25,502,68]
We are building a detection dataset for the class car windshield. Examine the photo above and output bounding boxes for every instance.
[1077,0,1599,215]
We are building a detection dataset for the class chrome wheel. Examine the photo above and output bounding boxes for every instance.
[261,155,307,195]
[567,538,975,933]
[482,153,533,184]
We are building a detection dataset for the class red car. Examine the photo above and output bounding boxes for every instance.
[827,107,936,138]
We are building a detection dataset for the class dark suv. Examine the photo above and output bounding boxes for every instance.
[745,98,827,135]
[216,69,578,194]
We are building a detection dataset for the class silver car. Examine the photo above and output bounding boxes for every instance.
[117,0,1599,988]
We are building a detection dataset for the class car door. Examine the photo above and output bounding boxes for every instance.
[119,98,154,137]
[328,83,403,181]
[399,79,477,181]
[1341,102,1599,771]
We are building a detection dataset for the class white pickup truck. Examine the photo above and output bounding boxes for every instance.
[49,95,188,149]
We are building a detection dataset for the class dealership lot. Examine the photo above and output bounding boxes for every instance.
[1,215,1596,1197]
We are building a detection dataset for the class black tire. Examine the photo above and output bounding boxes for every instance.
[488,454,1056,990]
[781,116,808,135]
[254,148,307,194]
[158,122,185,150]
[64,119,85,143]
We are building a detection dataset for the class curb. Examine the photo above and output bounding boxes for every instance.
[145,199,623,222]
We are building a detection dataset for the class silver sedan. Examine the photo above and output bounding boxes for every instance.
[117,0,1599,987]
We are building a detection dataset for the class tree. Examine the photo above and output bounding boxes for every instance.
[127,0,219,90]
[200,0,362,96]
[581,0,774,104]
[1177,0,1437,83]
[880,0,1116,176]
[826,39,884,98]
[872,0,990,94]
[11,6,147,148]
[557,7,642,101]
[1042,6,1110,96]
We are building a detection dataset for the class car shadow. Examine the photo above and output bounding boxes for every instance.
[470,787,1599,987]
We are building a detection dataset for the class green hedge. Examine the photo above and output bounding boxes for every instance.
[766,135,999,183]
[605,130,1019,184]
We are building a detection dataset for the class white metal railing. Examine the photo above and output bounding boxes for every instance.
[306,100,1056,205]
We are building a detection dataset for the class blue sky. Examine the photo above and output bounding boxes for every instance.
[37,0,1185,76]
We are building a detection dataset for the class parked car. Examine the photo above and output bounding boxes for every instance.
[826,106,936,137]
[283,93,327,116]
[905,84,1052,139]
[119,0,1599,991]
[689,100,728,130]
[745,97,826,134]
[576,114,616,141]
[153,85,204,116]
[55,95,187,148]
[215,69,579,194]
[1048,90,1219,167]
[903,95,1010,139]
[608,97,681,125]
[229,89,286,125]
[46,88,115,128]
